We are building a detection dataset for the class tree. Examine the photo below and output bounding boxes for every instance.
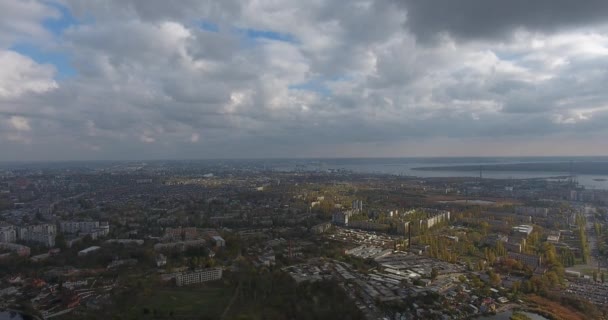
[511,312,533,320]
[511,281,521,295]
[55,233,67,250]
[480,222,490,235]
[489,271,501,286]
[431,268,438,280]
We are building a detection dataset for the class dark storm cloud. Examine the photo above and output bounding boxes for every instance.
[402,0,608,41]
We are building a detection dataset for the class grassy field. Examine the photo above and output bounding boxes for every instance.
[127,283,234,319]
[566,265,597,276]
[525,295,586,320]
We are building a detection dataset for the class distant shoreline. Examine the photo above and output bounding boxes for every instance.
[412,161,608,175]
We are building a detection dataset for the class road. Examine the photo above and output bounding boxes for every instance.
[568,207,603,274]
[586,209,600,269]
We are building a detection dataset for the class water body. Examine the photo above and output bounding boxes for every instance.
[272,157,608,190]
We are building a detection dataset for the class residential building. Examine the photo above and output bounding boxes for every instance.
[163,227,198,241]
[508,252,542,269]
[311,222,332,234]
[18,224,56,247]
[175,267,222,286]
[348,221,390,233]
[105,239,144,245]
[512,225,533,236]
[60,221,109,239]
[60,221,100,234]
[547,231,561,243]
[332,210,355,226]
[211,235,225,247]
[0,226,16,243]
[421,210,450,229]
[154,239,206,252]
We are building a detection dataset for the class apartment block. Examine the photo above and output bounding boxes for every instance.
[175,268,222,286]
[18,224,56,247]
[0,226,16,243]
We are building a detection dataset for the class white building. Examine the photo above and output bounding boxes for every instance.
[60,221,109,238]
[175,268,222,286]
[512,225,533,236]
[18,224,56,247]
[60,221,100,234]
[156,254,167,267]
[212,236,225,247]
[78,246,101,256]
[421,210,451,229]
[0,226,16,243]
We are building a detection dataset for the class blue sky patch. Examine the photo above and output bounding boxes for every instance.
[42,1,80,36]
[11,43,76,80]
[238,28,297,43]
[495,51,525,62]
[199,20,220,32]
[289,80,332,96]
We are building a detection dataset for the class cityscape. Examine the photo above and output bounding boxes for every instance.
[0,160,608,319]
[4,0,608,319]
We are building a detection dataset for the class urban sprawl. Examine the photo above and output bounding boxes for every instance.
[1,160,608,319]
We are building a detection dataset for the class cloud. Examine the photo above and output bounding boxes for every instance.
[0,0,60,46]
[400,0,608,41]
[0,50,57,98]
[0,0,608,160]
[9,116,31,131]
[190,133,200,143]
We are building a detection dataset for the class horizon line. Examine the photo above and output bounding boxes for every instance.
[3,155,608,164]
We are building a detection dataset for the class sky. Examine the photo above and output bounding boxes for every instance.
[2,0,608,161]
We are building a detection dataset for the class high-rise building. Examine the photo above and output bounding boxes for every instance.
[60,221,100,234]
[175,268,222,286]
[420,210,451,229]
[0,226,16,243]
[332,210,355,226]
[18,224,56,247]
[163,227,198,241]
[60,221,110,239]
